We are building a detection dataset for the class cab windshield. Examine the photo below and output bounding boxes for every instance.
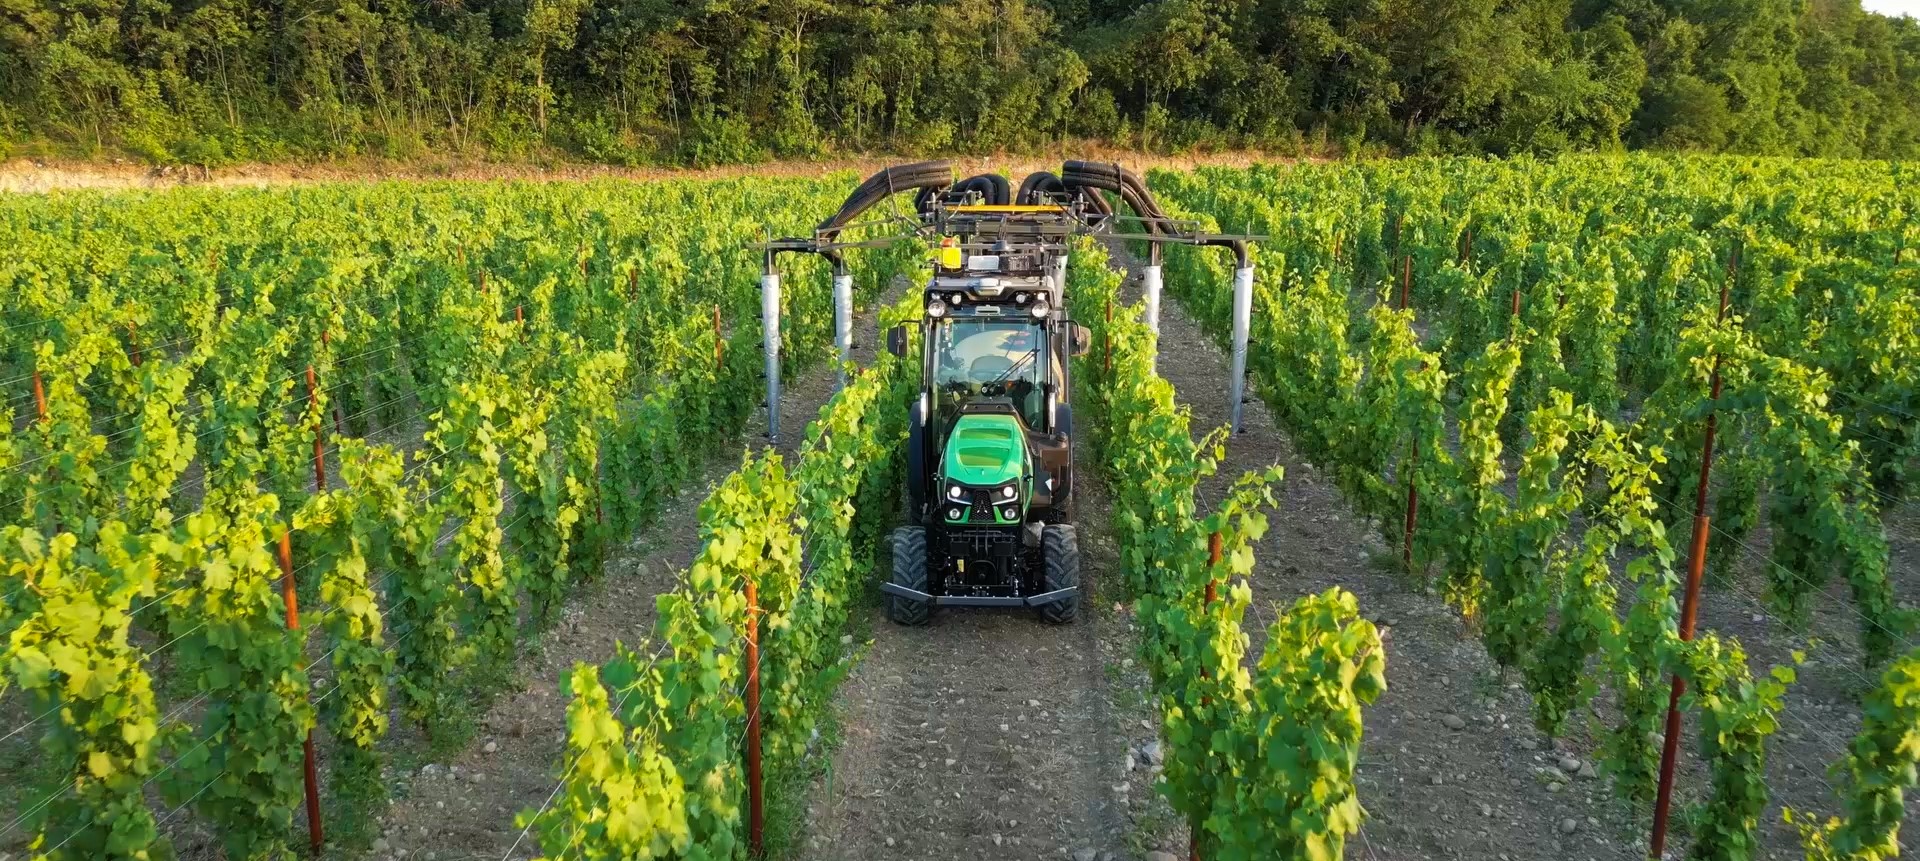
[932,318,1046,429]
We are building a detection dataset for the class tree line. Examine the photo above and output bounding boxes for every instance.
[1,0,1916,165]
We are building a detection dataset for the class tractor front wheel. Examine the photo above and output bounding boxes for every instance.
[1038,524,1080,624]
[888,526,932,626]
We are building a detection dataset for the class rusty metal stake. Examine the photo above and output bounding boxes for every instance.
[515,305,525,339]
[305,366,326,491]
[31,370,47,422]
[745,578,764,856]
[1649,248,1738,860]
[278,532,325,856]
[1206,531,1222,597]
[1648,361,1720,859]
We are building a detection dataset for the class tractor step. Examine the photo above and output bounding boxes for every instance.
[880,583,1079,608]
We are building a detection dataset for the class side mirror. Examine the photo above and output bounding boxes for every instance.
[1069,323,1092,357]
[886,325,909,357]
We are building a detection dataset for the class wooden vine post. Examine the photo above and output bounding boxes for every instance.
[744,577,765,857]
[1648,243,1738,859]
[127,321,142,367]
[305,366,326,491]
[713,305,724,370]
[277,531,325,856]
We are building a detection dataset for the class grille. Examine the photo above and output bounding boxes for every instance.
[968,490,997,523]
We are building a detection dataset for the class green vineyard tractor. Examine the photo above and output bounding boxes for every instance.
[751,161,1256,626]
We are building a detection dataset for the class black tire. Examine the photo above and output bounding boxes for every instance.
[1037,524,1080,624]
[888,526,932,626]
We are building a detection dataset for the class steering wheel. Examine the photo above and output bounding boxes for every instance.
[969,355,1014,380]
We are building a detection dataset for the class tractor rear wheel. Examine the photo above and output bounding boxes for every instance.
[888,526,932,626]
[1037,524,1079,624]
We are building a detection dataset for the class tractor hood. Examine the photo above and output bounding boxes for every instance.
[942,414,1028,487]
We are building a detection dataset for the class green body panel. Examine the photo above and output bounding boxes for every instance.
[941,414,1030,525]
[943,414,1028,485]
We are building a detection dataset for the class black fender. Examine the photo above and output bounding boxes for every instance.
[1051,402,1073,506]
[907,394,929,525]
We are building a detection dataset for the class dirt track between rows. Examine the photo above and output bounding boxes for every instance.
[789,247,1663,861]
[330,294,895,861]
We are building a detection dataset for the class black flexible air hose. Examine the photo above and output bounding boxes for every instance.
[984,173,1011,205]
[953,176,992,203]
[1061,179,1113,215]
[824,161,949,227]
[1017,171,1066,204]
[1063,161,1167,233]
[957,173,1011,205]
[818,160,952,240]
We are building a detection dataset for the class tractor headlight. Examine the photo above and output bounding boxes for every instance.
[1001,506,1019,520]
[1030,301,1050,319]
[948,485,964,500]
[1000,486,1017,500]
[926,298,947,318]
[948,507,964,520]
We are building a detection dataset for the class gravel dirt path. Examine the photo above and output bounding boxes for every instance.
[1141,274,1644,861]
[350,294,895,861]
[793,448,1147,861]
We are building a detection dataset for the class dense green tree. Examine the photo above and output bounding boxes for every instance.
[0,0,1915,163]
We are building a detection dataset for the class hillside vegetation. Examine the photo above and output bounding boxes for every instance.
[2,0,1917,165]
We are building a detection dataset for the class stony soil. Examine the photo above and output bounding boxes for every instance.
[793,464,1146,861]
[332,291,903,861]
